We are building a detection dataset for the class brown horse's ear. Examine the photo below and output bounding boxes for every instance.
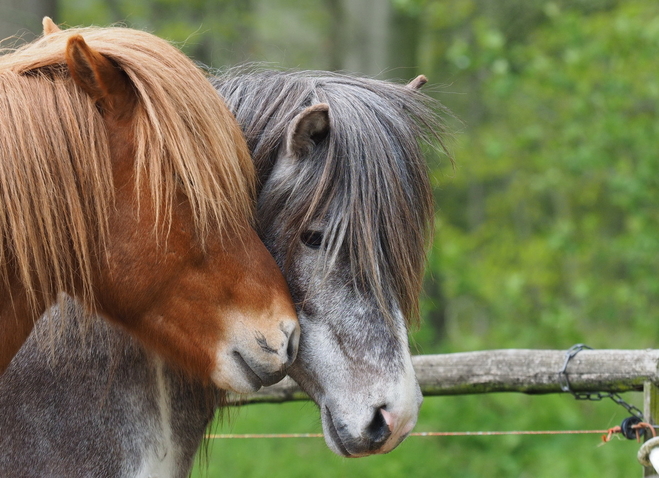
[42,17,61,35]
[406,75,427,90]
[286,103,330,159]
[66,35,136,119]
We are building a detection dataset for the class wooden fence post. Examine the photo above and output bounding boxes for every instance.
[644,381,659,478]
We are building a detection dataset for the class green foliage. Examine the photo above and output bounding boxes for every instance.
[420,0,659,353]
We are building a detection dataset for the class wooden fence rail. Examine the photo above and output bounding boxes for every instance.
[227,349,659,405]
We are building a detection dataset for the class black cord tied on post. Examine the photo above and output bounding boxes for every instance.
[558,344,645,427]
[559,344,593,394]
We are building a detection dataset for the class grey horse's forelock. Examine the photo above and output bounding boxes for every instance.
[212,68,450,325]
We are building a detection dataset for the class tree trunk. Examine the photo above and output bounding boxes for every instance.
[387,5,421,80]
[0,0,57,44]
[324,0,342,71]
[336,0,391,76]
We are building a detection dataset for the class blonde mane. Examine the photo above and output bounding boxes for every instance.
[0,26,255,316]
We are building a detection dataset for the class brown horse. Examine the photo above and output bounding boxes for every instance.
[0,19,299,392]
[0,68,450,475]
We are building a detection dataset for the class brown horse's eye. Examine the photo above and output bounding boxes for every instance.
[301,231,323,249]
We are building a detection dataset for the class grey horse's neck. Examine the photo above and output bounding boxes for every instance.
[0,296,216,478]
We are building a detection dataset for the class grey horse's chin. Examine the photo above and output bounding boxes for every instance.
[321,406,353,457]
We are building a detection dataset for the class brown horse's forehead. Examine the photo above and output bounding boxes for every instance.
[0,26,297,385]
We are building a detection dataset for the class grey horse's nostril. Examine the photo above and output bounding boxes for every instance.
[365,407,392,449]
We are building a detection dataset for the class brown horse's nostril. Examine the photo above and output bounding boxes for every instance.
[285,323,300,366]
[254,321,299,366]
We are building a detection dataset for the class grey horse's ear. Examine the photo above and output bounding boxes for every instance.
[286,103,330,159]
[406,75,427,90]
[42,17,61,35]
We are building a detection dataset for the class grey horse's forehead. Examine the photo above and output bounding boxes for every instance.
[214,69,444,324]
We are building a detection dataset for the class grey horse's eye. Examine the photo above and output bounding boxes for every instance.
[301,231,323,249]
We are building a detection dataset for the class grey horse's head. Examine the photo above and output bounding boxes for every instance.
[214,70,449,456]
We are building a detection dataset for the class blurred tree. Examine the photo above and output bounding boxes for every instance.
[56,0,424,78]
[59,0,332,69]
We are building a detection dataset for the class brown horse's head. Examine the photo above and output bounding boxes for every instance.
[0,22,298,392]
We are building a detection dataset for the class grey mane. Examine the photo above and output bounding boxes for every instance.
[211,70,450,324]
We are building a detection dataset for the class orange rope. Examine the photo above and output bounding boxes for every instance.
[208,433,324,439]
[411,430,609,436]
[603,426,622,443]
[637,422,657,438]
[602,422,657,443]
[207,430,612,439]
